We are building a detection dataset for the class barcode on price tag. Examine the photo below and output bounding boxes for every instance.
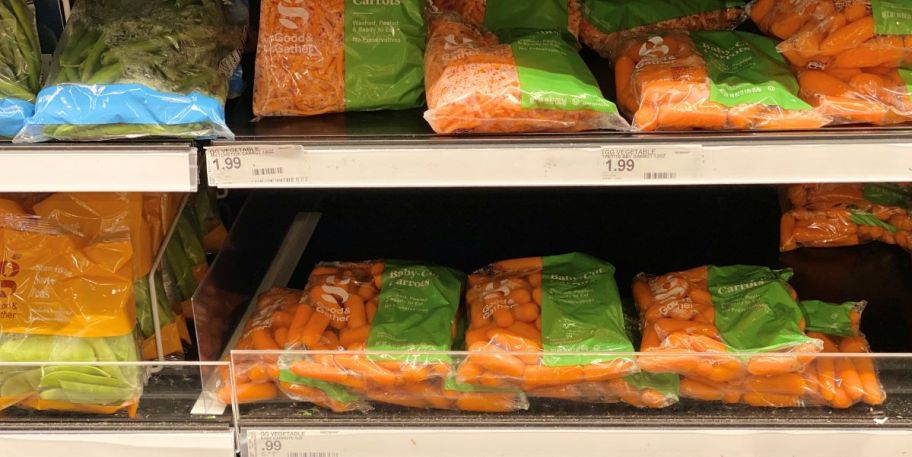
[206,144,310,186]
[600,144,703,181]
[247,430,341,457]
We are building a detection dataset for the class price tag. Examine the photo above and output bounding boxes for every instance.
[206,145,310,186]
[600,144,703,181]
[247,430,339,457]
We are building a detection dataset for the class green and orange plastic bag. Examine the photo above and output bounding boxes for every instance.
[750,0,912,70]
[780,183,912,253]
[613,30,830,130]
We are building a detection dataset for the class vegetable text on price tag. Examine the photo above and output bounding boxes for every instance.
[600,144,703,181]
[206,145,310,186]
[247,430,340,457]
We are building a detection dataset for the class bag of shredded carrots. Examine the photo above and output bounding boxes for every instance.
[423,9,629,133]
[458,253,639,394]
[634,265,822,388]
[0,213,143,416]
[253,0,426,117]
[796,66,912,125]
[780,183,912,253]
[433,0,583,39]
[750,0,912,70]
[799,300,885,408]
[613,30,831,130]
[578,0,746,58]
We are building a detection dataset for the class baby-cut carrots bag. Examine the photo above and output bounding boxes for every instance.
[750,0,912,69]
[635,265,822,384]
[799,300,885,408]
[423,8,629,133]
[614,30,830,130]
[253,0,426,117]
[0,215,142,416]
[797,66,912,125]
[279,260,512,412]
[579,0,746,58]
[459,253,639,392]
[780,183,912,253]
[524,372,680,408]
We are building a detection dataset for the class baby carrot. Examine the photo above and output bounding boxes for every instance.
[251,328,280,351]
[301,311,332,347]
[346,294,367,328]
[456,392,519,412]
[820,17,875,53]
[835,357,865,401]
[744,373,807,396]
[287,304,314,344]
[339,324,371,348]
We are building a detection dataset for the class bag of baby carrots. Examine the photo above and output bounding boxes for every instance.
[750,0,912,70]
[253,0,426,117]
[459,253,639,393]
[634,265,822,385]
[799,300,885,408]
[433,0,583,39]
[0,214,143,416]
[797,66,912,125]
[280,260,517,412]
[578,0,746,58]
[423,8,629,134]
[613,30,831,130]
[780,183,912,253]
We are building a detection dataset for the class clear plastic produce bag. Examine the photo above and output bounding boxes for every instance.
[0,0,40,138]
[0,214,142,415]
[16,0,246,142]
[797,66,912,125]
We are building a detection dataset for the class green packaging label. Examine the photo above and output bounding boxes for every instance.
[510,31,618,113]
[343,0,425,111]
[849,209,899,233]
[483,0,570,35]
[900,68,912,99]
[583,0,744,35]
[863,182,912,209]
[799,300,860,337]
[624,372,680,398]
[367,261,464,363]
[691,31,811,110]
[871,0,912,35]
[540,252,635,366]
[278,370,360,404]
[708,265,815,352]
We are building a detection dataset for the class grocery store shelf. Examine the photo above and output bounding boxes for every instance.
[0,142,198,192]
[207,129,912,188]
[238,427,912,457]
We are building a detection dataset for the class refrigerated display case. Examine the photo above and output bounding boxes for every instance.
[2,0,912,456]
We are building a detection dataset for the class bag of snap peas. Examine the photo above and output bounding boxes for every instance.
[458,253,639,391]
[16,0,247,142]
[0,0,39,138]
[578,0,746,59]
[0,214,142,416]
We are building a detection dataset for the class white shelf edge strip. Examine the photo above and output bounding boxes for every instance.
[243,427,912,457]
[206,143,912,188]
[1,431,235,457]
[0,147,199,192]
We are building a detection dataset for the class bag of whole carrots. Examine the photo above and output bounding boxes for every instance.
[253,0,425,117]
[458,253,639,393]
[799,300,886,408]
[578,0,746,58]
[634,265,822,385]
[433,0,583,39]
[423,10,629,133]
[797,66,912,125]
[613,30,830,130]
[750,0,912,70]
[0,214,143,416]
[780,183,912,253]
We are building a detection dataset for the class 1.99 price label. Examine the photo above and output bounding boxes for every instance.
[600,144,703,181]
[206,145,310,186]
